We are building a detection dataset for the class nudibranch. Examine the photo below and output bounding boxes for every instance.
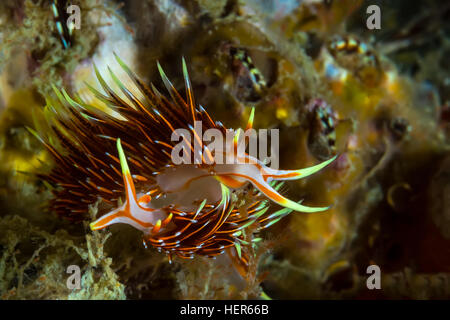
[30,55,335,268]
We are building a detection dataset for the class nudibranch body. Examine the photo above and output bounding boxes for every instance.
[31,55,335,267]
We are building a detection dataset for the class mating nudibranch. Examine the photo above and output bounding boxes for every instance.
[30,55,335,266]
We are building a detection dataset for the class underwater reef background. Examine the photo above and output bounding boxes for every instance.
[0,0,449,299]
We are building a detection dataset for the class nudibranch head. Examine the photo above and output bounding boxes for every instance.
[30,55,336,267]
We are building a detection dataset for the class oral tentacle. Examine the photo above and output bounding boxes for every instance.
[157,61,189,117]
[182,57,196,124]
[216,171,330,213]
